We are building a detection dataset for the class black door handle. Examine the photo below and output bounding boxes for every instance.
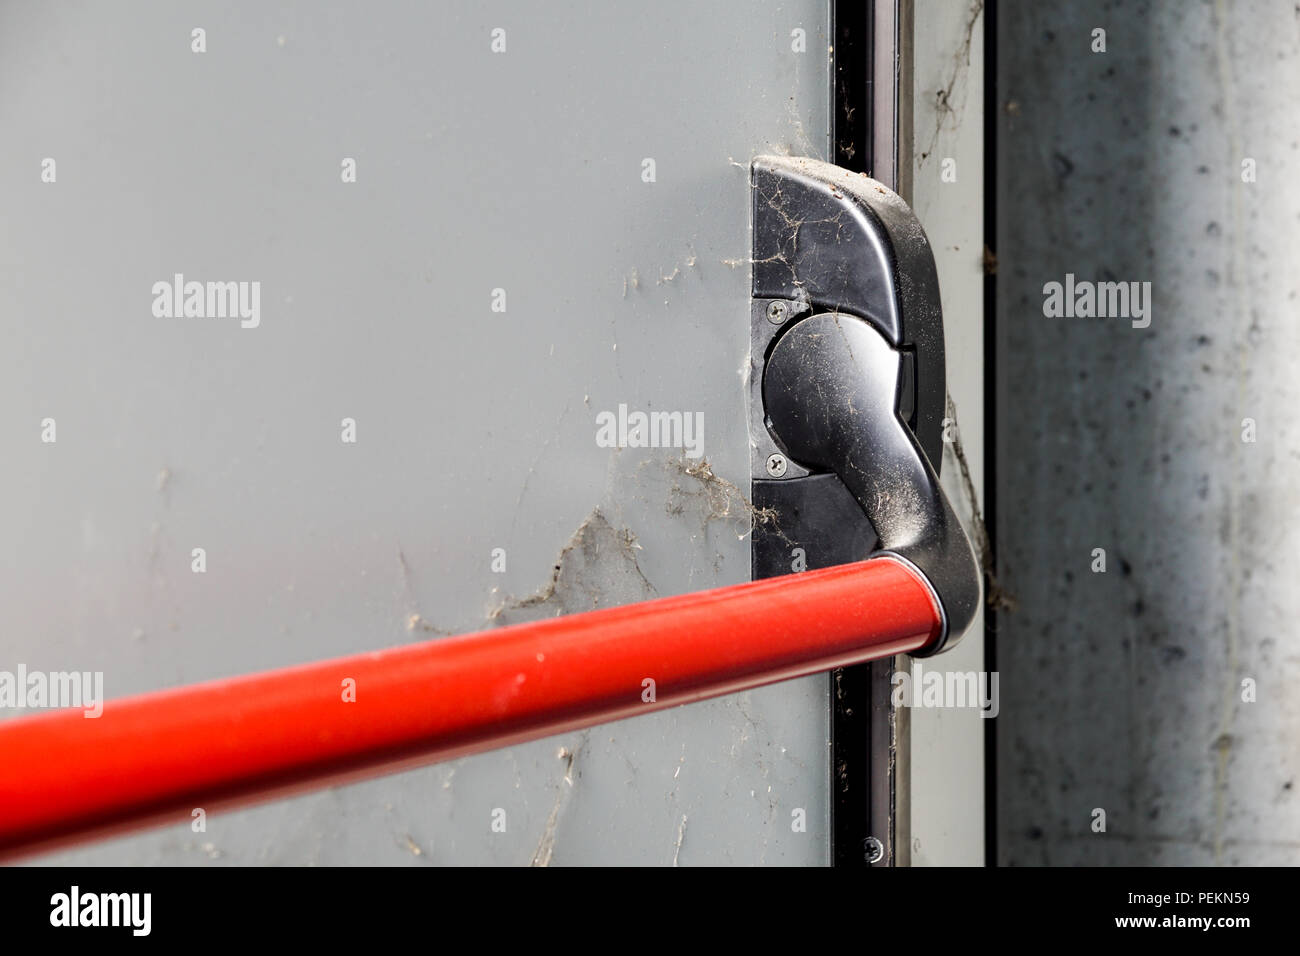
[750,155,981,651]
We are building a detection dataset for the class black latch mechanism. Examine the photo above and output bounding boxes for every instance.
[750,155,980,652]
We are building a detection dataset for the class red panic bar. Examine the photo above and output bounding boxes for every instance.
[0,556,940,859]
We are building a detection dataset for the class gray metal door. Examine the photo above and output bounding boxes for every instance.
[2,0,835,865]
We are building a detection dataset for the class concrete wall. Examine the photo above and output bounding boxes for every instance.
[996,0,1300,865]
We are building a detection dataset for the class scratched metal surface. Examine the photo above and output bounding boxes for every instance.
[0,1,833,864]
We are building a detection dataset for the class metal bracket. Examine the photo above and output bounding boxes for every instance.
[750,155,981,652]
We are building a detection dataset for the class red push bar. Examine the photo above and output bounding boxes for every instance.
[0,557,939,859]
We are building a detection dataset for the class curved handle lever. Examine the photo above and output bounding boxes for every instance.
[762,312,981,651]
[751,155,981,652]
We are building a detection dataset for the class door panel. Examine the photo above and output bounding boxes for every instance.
[0,1,833,864]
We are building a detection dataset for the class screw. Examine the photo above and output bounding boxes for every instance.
[765,453,788,478]
[864,836,884,864]
[766,301,789,325]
